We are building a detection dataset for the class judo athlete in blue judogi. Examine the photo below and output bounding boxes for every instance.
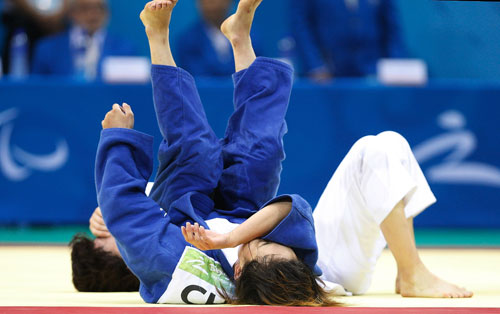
[96,55,318,304]
[92,0,330,305]
[78,0,473,306]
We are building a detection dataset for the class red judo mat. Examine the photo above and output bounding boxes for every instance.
[1,307,499,314]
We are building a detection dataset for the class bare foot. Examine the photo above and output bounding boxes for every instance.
[140,0,178,38]
[221,0,263,46]
[397,264,473,298]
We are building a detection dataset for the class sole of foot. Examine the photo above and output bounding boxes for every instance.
[140,0,178,37]
[221,0,263,44]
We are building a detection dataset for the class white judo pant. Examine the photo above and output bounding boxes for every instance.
[314,131,436,295]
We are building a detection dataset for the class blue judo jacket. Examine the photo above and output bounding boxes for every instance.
[95,58,321,304]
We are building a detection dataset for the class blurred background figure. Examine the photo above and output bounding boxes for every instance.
[1,0,69,78]
[31,0,136,81]
[176,0,262,77]
[176,0,234,77]
[290,0,406,81]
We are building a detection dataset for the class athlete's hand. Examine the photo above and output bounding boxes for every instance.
[182,222,232,251]
[89,207,111,238]
[102,103,134,129]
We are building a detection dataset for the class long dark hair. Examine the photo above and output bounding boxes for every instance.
[222,257,340,306]
[69,233,139,292]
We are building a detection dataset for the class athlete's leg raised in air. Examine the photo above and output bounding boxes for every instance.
[221,0,262,72]
[140,1,222,209]
[140,0,177,66]
[215,0,294,212]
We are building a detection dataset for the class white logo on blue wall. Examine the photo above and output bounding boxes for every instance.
[413,110,500,188]
[0,108,69,182]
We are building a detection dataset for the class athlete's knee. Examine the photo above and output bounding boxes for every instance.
[351,132,411,168]
[362,133,396,164]
[347,135,383,169]
[351,135,376,151]
[362,131,413,167]
[377,131,410,148]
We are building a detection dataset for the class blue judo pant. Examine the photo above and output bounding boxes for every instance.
[148,57,294,217]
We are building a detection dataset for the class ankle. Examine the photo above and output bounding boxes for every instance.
[397,260,427,279]
[230,36,252,51]
[148,36,171,51]
[146,27,170,40]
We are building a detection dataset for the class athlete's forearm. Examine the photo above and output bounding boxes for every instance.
[227,201,292,247]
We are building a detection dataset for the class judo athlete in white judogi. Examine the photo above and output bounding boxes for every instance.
[314,131,472,297]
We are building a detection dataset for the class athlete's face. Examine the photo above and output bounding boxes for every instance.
[234,239,297,279]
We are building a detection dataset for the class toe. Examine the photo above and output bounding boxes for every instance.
[462,289,473,298]
[442,292,452,298]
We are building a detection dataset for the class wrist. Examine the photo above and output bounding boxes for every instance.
[226,231,239,248]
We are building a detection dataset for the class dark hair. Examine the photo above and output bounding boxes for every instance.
[69,233,139,292]
[223,257,339,306]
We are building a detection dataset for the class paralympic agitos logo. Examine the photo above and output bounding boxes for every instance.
[0,108,69,182]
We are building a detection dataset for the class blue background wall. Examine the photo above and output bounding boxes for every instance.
[1,78,499,227]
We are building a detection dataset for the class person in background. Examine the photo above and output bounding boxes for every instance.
[1,0,69,76]
[290,0,406,81]
[31,0,136,81]
[176,0,262,77]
